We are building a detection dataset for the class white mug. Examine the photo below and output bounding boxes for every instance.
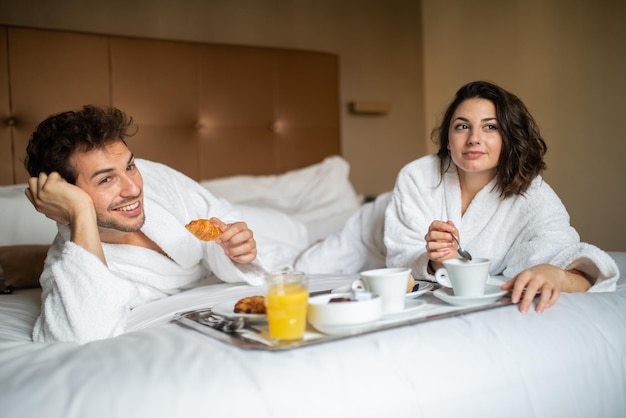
[352,267,411,313]
[435,258,490,297]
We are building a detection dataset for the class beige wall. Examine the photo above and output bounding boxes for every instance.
[0,0,425,197]
[422,0,626,250]
[1,0,624,250]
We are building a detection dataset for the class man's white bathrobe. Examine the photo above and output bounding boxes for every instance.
[33,159,268,344]
[384,155,619,290]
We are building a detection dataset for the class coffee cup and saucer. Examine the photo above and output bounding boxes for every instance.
[432,258,508,307]
[351,267,426,318]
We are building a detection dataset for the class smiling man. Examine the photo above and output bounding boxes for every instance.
[24,105,266,344]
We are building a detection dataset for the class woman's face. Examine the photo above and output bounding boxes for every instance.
[447,98,502,180]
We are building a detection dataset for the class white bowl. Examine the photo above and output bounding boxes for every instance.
[307,292,382,335]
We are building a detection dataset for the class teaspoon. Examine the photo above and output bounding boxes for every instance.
[450,233,473,261]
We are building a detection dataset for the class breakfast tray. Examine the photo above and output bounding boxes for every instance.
[173,291,517,351]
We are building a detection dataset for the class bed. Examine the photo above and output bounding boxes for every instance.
[1,25,626,418]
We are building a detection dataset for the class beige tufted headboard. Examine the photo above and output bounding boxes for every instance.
[0,25,340,185]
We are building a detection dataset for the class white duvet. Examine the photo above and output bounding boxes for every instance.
[1,256,626,418]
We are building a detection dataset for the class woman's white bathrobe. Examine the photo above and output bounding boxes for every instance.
[294,192,391,274]
[384,155,619,291]
[33,159,268,344]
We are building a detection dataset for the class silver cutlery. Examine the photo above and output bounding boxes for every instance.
[450,233,472,261]
[199,312,257,333]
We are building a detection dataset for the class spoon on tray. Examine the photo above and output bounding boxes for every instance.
[450,233,472,261]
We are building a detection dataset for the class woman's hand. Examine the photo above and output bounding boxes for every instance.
[501,264,591,313]
[211,218,258,264]
[424,220,460,269]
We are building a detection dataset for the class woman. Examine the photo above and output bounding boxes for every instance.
[384,81,618,313]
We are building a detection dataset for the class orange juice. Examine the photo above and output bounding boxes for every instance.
[265,282,308,341]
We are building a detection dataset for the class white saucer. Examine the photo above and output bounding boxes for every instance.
[407,280,435,298]
[380,298,426,319]
[331,281,434,299]
[212,300,267,323]
[310,320,379,336]
[433,285,508,307]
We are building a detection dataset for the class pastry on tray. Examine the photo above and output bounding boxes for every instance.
[234,296,266,314]
[407,274,416,293]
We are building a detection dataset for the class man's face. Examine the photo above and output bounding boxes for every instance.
[69,139,145,236]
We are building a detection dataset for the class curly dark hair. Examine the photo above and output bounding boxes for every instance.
[432,81,547,198]
[24,105,136,184]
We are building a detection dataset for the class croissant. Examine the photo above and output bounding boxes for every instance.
[185,219,223,241]
[234,296,266,314]
[407,274,416,293]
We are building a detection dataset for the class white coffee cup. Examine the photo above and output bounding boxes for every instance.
[352,267,411,313]
[435,258,490,297]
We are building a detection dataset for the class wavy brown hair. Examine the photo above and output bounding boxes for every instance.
[432,81,547,198]
[24,105,136,184]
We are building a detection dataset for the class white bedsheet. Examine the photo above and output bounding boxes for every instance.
[1,253,625,418]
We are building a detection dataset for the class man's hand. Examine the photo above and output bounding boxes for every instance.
[210,218,258,264]
[25,172,95,225]
[25,172,106,265]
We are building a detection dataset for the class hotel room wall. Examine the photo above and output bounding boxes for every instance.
[1,0,623,250]
[422,0,625,250]
[0,0,425,199]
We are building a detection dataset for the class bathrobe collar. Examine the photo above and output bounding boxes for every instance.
[443,164,503,246]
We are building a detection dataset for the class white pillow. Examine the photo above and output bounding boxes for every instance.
[199,156,362,225]
[0,184,57,246]
[201,156,362,244]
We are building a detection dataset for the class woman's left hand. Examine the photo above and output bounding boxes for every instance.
[211,218,258,264]
[501,264,565,314]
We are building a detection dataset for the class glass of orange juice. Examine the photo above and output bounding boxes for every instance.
[264,271,309,341]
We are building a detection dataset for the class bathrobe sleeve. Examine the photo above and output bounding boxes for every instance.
[137,159,268,286]
[32,232,141,344]
[384,156,443,279]
[294,192,391,274]
[498,180,619,292]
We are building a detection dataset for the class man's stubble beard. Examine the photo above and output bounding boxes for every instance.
[97,211,146,233]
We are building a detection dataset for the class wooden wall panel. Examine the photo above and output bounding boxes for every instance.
[1,25,340,186]
[274,50,340,172]
[6,27,110,183]
[110,37,199,179]
[0,28,12,184]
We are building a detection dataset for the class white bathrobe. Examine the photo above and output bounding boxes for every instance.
[294,192,391,274]
[33,159,268,344]
[384,155,619,290]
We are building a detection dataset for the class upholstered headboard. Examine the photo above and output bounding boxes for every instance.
[0,25,340,185]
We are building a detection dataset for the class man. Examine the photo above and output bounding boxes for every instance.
[24,105,266,344]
